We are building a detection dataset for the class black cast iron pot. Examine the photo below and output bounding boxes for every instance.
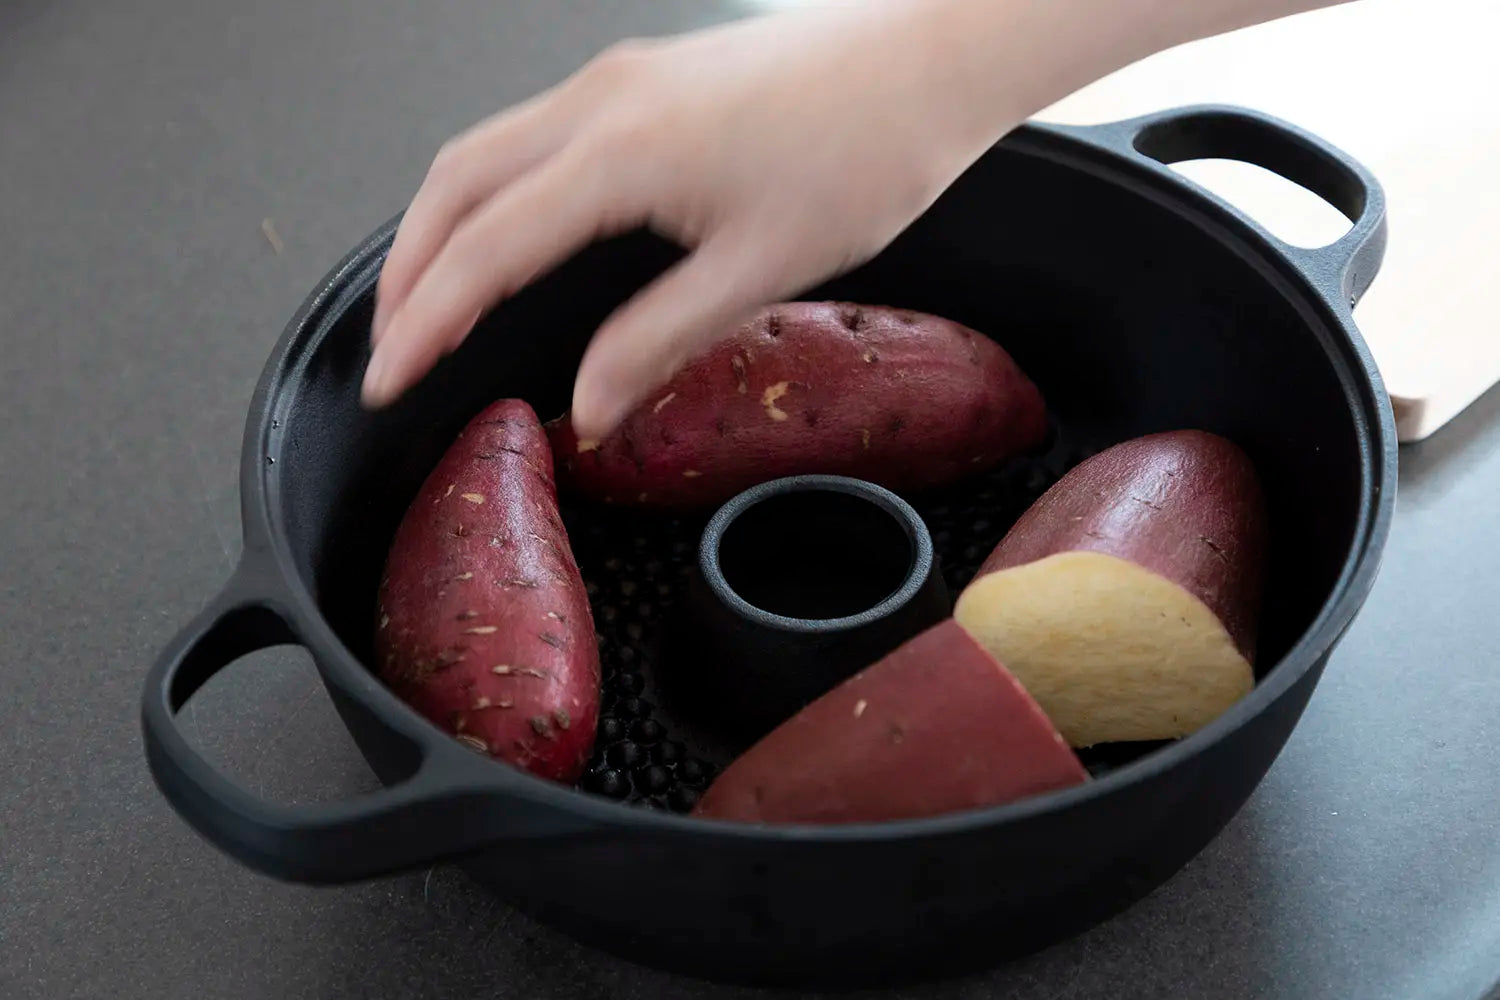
[141,105,1397,989]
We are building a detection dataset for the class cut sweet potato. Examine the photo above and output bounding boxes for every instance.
[548,301,1048,510]
[374,399,600,782]
[693,619,1088,825]
[954,430,1268,747]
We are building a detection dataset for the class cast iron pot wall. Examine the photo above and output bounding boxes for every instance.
[142,106,1397,989]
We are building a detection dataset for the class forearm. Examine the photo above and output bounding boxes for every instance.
[882,0,1358,157]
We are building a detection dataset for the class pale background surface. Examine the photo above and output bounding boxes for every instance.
[1039,0,1499,441]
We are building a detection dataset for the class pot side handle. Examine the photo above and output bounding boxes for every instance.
[140,562,596,884]
[1053,104,1388,310]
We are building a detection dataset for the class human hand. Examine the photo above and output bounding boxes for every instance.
[363,2,1016,439]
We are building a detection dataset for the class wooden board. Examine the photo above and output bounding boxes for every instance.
[1037,0,1500,442]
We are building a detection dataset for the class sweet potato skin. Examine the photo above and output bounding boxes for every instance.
[693,619,1087,825]
[374,399,600,783]
[549,302,1049,510]
[973,430,1268,659]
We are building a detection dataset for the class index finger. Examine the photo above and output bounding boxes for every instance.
[373,91,569,341]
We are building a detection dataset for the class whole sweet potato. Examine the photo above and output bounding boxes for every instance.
[375,399,600,782]
[548,302,1048,510]
[693,619,1088,825]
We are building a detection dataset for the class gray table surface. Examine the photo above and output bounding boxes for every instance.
[5,1,1500,998]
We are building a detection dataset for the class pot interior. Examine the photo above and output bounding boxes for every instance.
[269,132,1369,807]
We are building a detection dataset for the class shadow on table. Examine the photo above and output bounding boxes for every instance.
[1397,381,1500,507]
[920,802,1292,1000]
[310,801,1288,1000]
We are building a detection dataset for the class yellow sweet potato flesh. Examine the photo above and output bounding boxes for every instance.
[954,551,1253,747]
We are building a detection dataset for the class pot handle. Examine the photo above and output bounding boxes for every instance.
[1054,104,1387,309]
[141,559,596,884]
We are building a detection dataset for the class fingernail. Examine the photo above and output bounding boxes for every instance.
[362,345,391,407]
[371,302,388,345]
[570,380,605,437]
[578,397,628,441]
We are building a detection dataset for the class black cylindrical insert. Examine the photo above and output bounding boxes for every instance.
[715,488,914,621]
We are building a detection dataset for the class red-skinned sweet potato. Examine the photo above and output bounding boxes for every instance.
[548,301,1049,510]
[693,619,1088,825]
[375,399,600,782]
[954,429,1268,748]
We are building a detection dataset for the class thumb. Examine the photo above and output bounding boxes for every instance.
[570,233,792,440]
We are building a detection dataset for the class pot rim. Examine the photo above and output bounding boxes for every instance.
[240,114,1399,844]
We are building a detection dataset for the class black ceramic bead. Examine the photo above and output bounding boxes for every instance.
[678,758,714,787]
[607,741,645,769]
[597,716,625,742]
[668,786,700,812]
[653,740,684,765]
[631,718,664,745]
[635,764,671,794]
[1084,758,1115,779]
[588,769,630,799]
[613,671,645,695]
[617,697,654,719]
